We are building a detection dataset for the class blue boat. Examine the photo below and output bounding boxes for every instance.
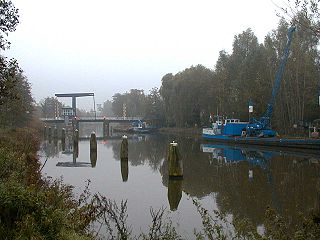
[202,118,320,150]
[202,27,320,150]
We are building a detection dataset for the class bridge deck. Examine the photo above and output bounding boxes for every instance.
[41,117,142,124]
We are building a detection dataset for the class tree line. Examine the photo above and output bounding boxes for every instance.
[0,1,33,128]
[108,14,320,134]
[37,4,320,135]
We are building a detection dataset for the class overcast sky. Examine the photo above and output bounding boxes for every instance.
[7,0,282,109]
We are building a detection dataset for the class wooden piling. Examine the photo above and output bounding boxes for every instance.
[61,128,66,150]
[53,126,58,139]
[168,178,182,211]
[120,135,128,160]
[168,141,183,179]
[121,158,129,182]
[61,128,66,140]
[44,126,47,139]
[73,129,79,158]
[90,132,97,167]
[48,127,52,139]
[74,129,79,144]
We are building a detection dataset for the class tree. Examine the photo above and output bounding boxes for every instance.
[112,93,126,117]
[267,18,320,133]
[0,0,19,50]
[0,72,33,127]
[39,97,63,119]
[0,0,19,105]
[277,0,320,37]
[159,65,214,127]
[144,87,164,124]
[101,100,114,117]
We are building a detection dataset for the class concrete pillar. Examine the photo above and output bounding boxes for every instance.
[168,141,183,179]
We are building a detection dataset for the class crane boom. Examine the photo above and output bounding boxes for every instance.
[246,26,296,137]
[262,26,296,126]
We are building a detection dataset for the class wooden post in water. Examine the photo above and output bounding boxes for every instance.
[44,126,47,139]
[120,135,129,181]
[168,178,182,211]
[48,126,52,139]
[90,132,97,167]
[74,129,79,143]
[73,129,79,158]
[61,128,66,150]
[168,141,183,179]
[120,135,128,160]
[61,128,66,140]
[53,126,58,139]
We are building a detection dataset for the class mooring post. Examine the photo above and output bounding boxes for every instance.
[106,122,110,137]
[61,128,66,140]
[168,178,182,211]
[120,135,129,181]
[73,129,79,158]
[103,118,107,138]
[53,126,58,139]
[120,158,129,182]
[61,128,66,149]
[74,129,79,143]
[120,135,128,160]
[44,126,47,139]
[90,132,97,167]
[48,126,52,139]
[168,141,183,179]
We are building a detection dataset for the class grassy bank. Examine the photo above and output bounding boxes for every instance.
[0,128,97,239]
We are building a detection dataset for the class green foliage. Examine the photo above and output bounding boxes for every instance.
[39,97,63,119]
[278,0,320,37]
[156,15,320,134]
[0,129,98,239]
[160,65,214,127]
[111,88,165,125]
[0,1,34,129]
[0,0,19,50]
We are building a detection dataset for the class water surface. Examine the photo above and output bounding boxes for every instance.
[39,133,320,237]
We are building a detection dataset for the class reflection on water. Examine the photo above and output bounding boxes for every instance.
[120,158,129,182]
[39,134,320,236]
[168,179,182,211]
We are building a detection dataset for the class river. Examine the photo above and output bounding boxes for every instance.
[39,132,320,238]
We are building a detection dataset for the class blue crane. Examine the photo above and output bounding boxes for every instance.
[246,26,296,137]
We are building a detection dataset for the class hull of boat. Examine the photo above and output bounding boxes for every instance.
[202,129,320,150]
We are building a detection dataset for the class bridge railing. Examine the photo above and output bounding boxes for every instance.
[40,116,143,121]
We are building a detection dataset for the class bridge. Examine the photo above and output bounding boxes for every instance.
[40,116,142,124]
[40,116,143,138]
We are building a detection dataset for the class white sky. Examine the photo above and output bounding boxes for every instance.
[7,0,282,109]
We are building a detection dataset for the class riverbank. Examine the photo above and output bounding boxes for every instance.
[0,127,96,239]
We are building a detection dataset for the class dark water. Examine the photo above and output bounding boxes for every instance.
[39,133,320,237]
